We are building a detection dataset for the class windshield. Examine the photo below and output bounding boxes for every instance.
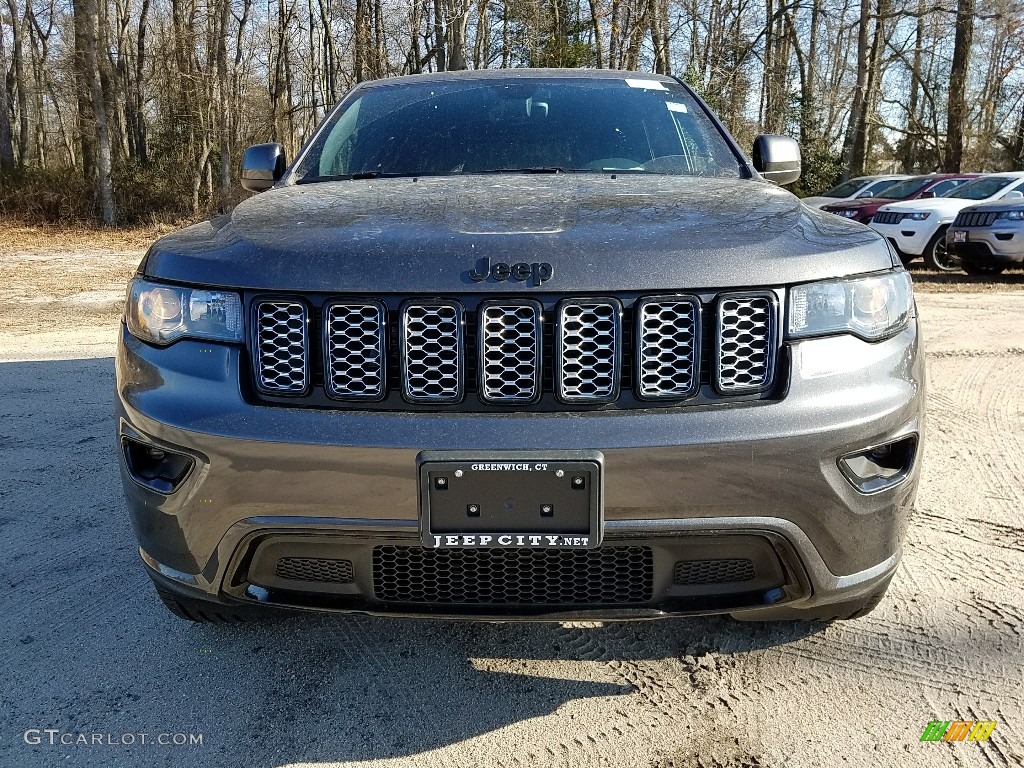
[871,177,931,199]
[948,176,1019,200]
[818,178,871,198]
[293,78,744,181]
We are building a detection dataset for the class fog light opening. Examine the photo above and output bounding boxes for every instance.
[838,435,917,494]
[122,438,195,494]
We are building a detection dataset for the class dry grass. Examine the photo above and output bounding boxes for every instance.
[908,265,1024,293]
[0,219,172,254]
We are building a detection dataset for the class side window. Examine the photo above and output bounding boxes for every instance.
[928,180,959,196]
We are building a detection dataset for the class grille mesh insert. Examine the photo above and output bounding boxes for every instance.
[674,558,756,585]
[373,546,653,604]
[276,557,354,583]
[716,295,775,393]
[479,302,541,403]
[254,301,307,394]
[636,297,699,399]
[325,302,386,399]
[401,302,463,403]
[558,301,620,402]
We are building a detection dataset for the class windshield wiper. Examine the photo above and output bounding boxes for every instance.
[297,171,437,183]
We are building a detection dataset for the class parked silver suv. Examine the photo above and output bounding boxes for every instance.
[947,194,1024,274]
[116,70,924,624]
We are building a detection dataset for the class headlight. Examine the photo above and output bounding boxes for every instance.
[788,271,913,342]
[126,278,243,345]
[904,212,930,221]
[836,209,859,218]
[996,210,1024,221]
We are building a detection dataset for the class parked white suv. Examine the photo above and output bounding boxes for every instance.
[801,175,909,210]
[870,173,1024,271]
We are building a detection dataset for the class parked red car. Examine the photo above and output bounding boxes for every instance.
[821,174,980,224]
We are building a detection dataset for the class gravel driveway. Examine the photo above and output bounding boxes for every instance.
[0,243,1021,768]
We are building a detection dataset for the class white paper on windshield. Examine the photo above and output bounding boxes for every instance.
[666,102,688,113]
[625,79,667,91]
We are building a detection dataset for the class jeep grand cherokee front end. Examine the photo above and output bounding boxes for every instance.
[116,70,924,623]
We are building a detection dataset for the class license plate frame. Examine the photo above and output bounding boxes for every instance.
[417,451,604,549]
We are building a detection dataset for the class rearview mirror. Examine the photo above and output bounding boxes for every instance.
[241,143,286,193]
[752,134,801,186]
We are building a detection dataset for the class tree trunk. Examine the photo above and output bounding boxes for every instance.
[80,0,116,223]
[943,0,975,171]
[0,15,15,171]
[840,0,871,180]
[7,0,30,165]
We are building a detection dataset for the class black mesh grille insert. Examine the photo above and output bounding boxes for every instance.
[673,558,756,585]
[276,557,354,583]
[373,546,653,604]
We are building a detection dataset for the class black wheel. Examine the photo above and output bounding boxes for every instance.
[923,227,958,272]
[155,585,262,624]
[731,578,892,622]
[961,261,1006,276]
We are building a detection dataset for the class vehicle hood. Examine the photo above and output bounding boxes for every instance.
[822,197,900,214]
[878,197,976,216]
[143,175,891,293]
[955,197,1024,214]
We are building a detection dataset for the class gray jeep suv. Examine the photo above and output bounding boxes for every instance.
[116,69,924,623]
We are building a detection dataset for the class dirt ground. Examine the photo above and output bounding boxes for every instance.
[0,229,1022,768]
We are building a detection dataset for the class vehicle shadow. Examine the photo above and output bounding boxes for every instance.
[908,266,1024,287]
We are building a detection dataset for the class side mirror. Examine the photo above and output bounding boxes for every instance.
[1004,190,1024,200]
[752,134,801,186]
[859,191,874,198]
[241,143,286,193]
[919,190,935,199]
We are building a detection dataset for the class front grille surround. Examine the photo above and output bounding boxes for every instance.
[253,299,310,396]
[634,295,702,400]
[400,300,465,404]
[714,292,778,395]
[323,300,387,400]
[556,298,622,403]
[478,299,543,404]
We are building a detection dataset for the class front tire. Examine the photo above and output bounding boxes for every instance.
[155,585,263,623]
[731,577,892,622]
[923,227,958,272]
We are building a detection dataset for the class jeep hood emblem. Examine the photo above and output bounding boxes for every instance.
[468,257,554,286]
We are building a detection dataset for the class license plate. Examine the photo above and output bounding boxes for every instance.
[417,451,603,548]
[953,230,967,242]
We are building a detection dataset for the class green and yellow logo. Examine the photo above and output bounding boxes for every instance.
[920,720,997,742]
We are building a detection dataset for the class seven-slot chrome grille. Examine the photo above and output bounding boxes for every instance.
[871,211,908,225]
[952,211,998,227]
[250,292,779,407]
